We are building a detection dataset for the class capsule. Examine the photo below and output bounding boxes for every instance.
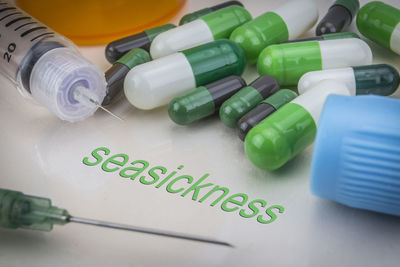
[286,32,359,43]
[219,76,279,128]
[316,0,360,35]
[124,39,246,110]
[103,48,150,105]
[150,6,251,59]
[179,1,244,25]
[168,76,246,125]
[237,89,297,141]
[298,64,400,96]
[357,1,400,55]
[105,24,176,63]
[230,0,318,64]
[257,38,372,86]
[245,80,351,171]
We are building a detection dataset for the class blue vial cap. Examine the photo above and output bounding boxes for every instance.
[310,95,400,216]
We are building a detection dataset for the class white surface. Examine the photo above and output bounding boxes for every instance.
[273,0,319,39]
[319,38,372,69]
[298,68,357,95]
[1,1,400,267]
[124,52,196,110]
[390,22,400,55]
[150,19,214,59]
[292,80,351,123]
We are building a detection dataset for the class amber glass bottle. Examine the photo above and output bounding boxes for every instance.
[16,0,186,45]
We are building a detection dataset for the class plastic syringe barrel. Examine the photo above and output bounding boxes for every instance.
[0,188,69,231]
[0,1,106,122]
[0,1,70,91]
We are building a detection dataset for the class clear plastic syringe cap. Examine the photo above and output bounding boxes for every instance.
[29,47,106,122]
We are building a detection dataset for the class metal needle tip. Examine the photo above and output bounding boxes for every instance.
[96,104,124,121]
[88,98,124,121]
[67,216,232,247]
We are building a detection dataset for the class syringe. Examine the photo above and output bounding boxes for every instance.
[0,188,232,247]
[0,1,117,122]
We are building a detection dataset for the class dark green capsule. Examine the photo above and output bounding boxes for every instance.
[237,89,298,141]
[353,64,400,95]
[219,76,279,128]
[168,76,246,125]
[179,1,244,25]
[183,39,246,86]
[103,48,150,105]
[105,24,176,63]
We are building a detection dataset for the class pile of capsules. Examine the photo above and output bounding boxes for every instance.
[104,1,400,216]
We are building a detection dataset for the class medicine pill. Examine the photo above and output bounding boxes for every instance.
[298,64,400,96]
[179,1,244,25]
[124,39,246,110]
[316,0,359,35]
[103,48,150,105]
[245,80,351,171]
[105,24,175,63]
[150,6,251,59]
[357,1,400,55]
[286,32,359,43]
[219,76,279,128]
[168,76,246,125]
[230,0,318,64]
[237,89,297,141]
[257,38,372,86]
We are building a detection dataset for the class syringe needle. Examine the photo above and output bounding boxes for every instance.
[96,103,124,122]
[67,216,233,247]
[88,98,124,122]
[73,86,124,121]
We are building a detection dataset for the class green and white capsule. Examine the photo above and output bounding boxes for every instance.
[168,76,246,125]
[237,89,298,141]
[298,64,400,96]
[286,32,359,43]
[219,76,279,128]
[245,80,351,171]
[179,1,244,25]
[230,0,318,63]
[103,48,150,105]
[357,1,400,55]
[257,38,372,86]
[105,24,176,63]
[124,40,245,110]
[150,5,251,58]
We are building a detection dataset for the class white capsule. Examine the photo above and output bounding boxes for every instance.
[292,79,351,124]
[150,20,213,59]
[391,23,400,55]
[298,68,356,95]
[319,38,372,69]
[274,0,319,39]
[124,53,195,110]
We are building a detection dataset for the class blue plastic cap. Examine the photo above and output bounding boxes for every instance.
[310,95,400,216]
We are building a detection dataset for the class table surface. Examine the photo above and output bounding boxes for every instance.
[1,1,400,266]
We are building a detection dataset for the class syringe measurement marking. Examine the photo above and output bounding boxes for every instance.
[20,26,46,38]
[0,6,49,43]
[30,32,54,42]
[3,42,16,63]
[14,21,36,31]
[6,16,30,27]
[0,12,22,21]
[0,7,15,13]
